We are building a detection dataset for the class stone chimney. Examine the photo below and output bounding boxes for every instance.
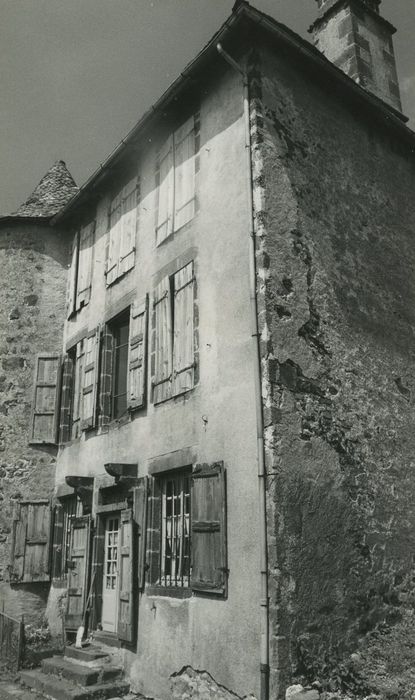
[309,0,402,113]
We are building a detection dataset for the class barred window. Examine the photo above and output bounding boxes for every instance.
[160,471,191,588]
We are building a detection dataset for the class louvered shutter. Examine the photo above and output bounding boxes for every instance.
[81,328,100,430]
[127,296,148,411]
[67,231,79,318]
[59,354,74,444]
[133,477,148,591]
[174,116,196,230]
[119,178,137,276]
[51,503,64,579]
[10,501,51,584]
[152,278,172,404]
[30,354,61,444]
[65,516,92,630]
[118,509,135,643]
[191,462,227,596]
[173,262,195,395]
[106,194,122,286]
[98,327,113,428]
[156,135,174,245]
[76,222,95,309]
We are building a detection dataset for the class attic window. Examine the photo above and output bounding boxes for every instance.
[67,221,95,318]
[106,177,139,286]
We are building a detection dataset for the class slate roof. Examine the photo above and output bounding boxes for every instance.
[5,160,78,220]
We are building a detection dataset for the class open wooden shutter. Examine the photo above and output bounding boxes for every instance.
[51,503,64,579]
[65,515,92,630]
[106,194,122,286]
[67,231,79,318]
[118,509,135,643]
[81,328,100,431]
[127,296,148,411]
[133,477,148,591]
[191,462,227,596]
[119,178,137,277]
[156,135,174,246]
[174,116,196,230]
[76,221,95,309]
[59,354,74,444]
[173,262,195,395]
[10,501,51,583]
[152,278,172,404]
[30,354,61,444]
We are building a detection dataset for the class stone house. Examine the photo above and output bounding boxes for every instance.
[3,1,415,699]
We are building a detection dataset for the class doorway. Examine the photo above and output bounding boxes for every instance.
[101,514,120,633]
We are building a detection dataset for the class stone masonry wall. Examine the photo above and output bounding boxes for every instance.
[0,222,68,623]
[250,43,415,698]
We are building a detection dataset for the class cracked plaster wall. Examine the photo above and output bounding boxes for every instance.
[0,223,68,622]
[250,42,415,697]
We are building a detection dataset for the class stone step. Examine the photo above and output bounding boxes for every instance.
[20,669,129,700]
[42,655,123,686]
[64,645,111,667]
[92,631,122,649]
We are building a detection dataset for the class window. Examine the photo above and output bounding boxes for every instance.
[109,312,130,419]
[51,496,83,579]
[106,177,139,286]
[160,471,191,588]
[155,113,200,246]
[151,261,197,404]
[67,221,95,318]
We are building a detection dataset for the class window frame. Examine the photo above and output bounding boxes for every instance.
[108,310,130,420]
[67,220,96,319]
[105,177,139,287]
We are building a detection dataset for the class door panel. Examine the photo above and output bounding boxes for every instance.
[101,516,120,633]
[65,516,92,630]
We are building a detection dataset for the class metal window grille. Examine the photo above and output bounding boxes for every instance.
[160,471,191,587]
[62,497,83,576]
[105,517,119,590]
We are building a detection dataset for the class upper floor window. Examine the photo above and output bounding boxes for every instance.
[155,113,200,246]
[109,311,130,419]
[67,221,95,318]
[151,261,197,404]
[106,177,140,286]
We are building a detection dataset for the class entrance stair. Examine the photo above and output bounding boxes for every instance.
[19,644,129,700]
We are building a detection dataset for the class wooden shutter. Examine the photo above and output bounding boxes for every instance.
[30,354,61,444]
[10,501,51,583]
[51,503,64,579]
[67,231,79,318]
[173,262,195,395]
[76,221,95,309]
[174,116,196,230]
[98,327,113,429]
[65,515,92,630]
[127,296,148,411]
[71,340,85,439]
[118,509,135,643]
[106,194,122,286]
[156,135,174,245]
[59,354,74,444]
[152,278,172,404]
[81,328,100,430]
[119,178,137,277]
[191,462,227,596]
[133,477,148,591]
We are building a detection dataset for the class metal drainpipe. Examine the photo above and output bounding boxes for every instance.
[217,43,270,700]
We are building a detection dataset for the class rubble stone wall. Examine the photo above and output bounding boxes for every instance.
[0,222,68,623]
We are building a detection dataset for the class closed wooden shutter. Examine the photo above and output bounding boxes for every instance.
[106,193,122,286]
[59,354,74,444]
[174,116,196,230]
[133,477,148,591]
[119,178,137,277]
[81,328,100,430]
[156,135,174,246]
[127,296,148,411]
[67,231,79,318]
[118,509,135,643]
[152,278,172,403]
[10,501,51,584]
[51,503,64,579]
[71,340,85,439]
[191,462,227,597]
[77,221,95,309]
[30,354,61,444]
[65,515,92,630]
[98,327,113,429]
[173,262,195,395]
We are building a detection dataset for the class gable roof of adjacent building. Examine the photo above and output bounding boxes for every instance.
[53,0,415,225]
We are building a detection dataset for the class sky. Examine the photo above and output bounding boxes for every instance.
[1,0,414,215]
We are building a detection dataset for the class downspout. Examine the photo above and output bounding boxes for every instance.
[217,43,270,700]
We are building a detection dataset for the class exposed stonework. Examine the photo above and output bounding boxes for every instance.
[10,160,78,218]
[170,666,257,700]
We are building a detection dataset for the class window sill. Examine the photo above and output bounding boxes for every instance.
[146,584,192,599]
[105,267,133,289]
[153,384,197,407]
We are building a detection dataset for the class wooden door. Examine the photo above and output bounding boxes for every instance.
[101,515,120,633]
[65,516,91,630]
